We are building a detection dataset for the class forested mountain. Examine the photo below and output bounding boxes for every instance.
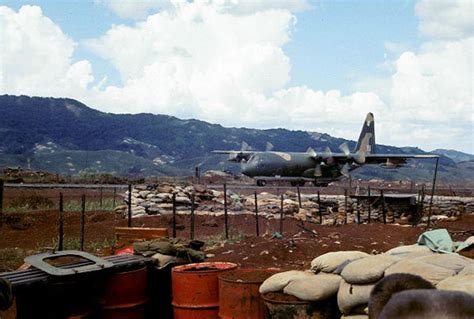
[0,95,470,182]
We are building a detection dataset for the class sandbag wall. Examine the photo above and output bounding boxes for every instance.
[260,245,474,318]
[114,184,474,225]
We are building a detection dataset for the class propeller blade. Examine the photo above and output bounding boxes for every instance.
[341,163,350,177]
[355,151,366,164]
[339,142,350,156]
[324,147,335,165]
[306,147,317,157]
[266,142,274,152]
[314,164,322,177]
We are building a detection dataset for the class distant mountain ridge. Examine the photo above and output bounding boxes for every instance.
[0,94,471,182]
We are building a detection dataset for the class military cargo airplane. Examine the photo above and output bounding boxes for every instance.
[213,113,438,186]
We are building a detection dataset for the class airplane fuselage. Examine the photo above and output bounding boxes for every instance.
[241,152,344,180]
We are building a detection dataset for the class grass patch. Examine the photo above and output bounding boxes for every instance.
[63,198,117,212]
[0,247,35,272]
[204,231,247,247]
[9,192,54,210]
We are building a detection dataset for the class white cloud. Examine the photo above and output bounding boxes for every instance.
[96,0,173,20]
[1,1,473,154]
[415,0,474,40]
[0,5,94,97]
[97,0,312,20]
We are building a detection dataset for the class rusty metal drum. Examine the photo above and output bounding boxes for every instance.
[101,266,149,319]
[218,268,277,319]
[172,262,238,319]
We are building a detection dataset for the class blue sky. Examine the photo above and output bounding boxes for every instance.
[1,0,473,153]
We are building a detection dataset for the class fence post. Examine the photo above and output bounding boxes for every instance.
[172,193,177,238]
[356,198,361,225]
[427,157,439,228]
[280,194,284,235]
[99,187,103,208]
[190,195,195,240]
[254,191,259,236]
[224,183,228,239]
[127,184,132,227]
[58,192,64,251]
[368,186,371,224]
[317,191,322,224]
[344,188,348,224]
[80,194,85,251]
[113,187,116,208]
[297,186,302,209]
[0,179,3,218]
[381,189,386,224]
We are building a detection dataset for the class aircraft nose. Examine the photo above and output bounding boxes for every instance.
[241,161,257,177]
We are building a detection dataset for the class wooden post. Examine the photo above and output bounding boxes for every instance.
[99,187,103,208]
[344,188,348,224]
[113,187,116,207]
[254,191,259,236]
[368,187,371,224]
[80,194,85,251]
[172,193,177,238]
[356,198,361,225]
[427,157,439,228]
[280,194,284,235]
[0,179,4,218]
[317,191,322,224]
[127,184,132,228]
[297,186,302,209]
[58,192,64,251]
[190,195,195,240]
[381,189,386,224]
[224,183,228,239]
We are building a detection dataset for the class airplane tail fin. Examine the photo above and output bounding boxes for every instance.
[354,112,376,154]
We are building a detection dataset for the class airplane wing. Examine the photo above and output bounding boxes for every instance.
[362,154,438,166]
[313,153,439,167]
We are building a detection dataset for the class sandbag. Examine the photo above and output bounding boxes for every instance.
[459,264,474,276]
[437,275,474,296]
[259,270,311,294]
[385,259,456,285]
[337,280,375,315]
[311,251,370,274]
[341,254,400,284]
[283,273,341,301]
[413,253,473,273]
[385,244,432,256]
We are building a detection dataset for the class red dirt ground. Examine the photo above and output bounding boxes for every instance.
[1,208,473,272]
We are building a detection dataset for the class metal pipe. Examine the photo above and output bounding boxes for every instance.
[254,191,259,236]
[427,157,439,228]
[172,193,177,238]
[127,184,132,228]
[58,192,64,251]
[80,194,85,251]
[190,195,195,240]
[280,194,284,235]
[224,183,228,239]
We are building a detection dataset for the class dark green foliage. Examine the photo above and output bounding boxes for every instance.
[0,95,471,181]
[10,192,54,209]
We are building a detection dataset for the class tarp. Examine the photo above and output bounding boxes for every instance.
[416,229,473,253]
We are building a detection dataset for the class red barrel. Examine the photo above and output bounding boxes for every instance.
[218,268,278,319]
[172,262,238,319]
[101,266,148,319]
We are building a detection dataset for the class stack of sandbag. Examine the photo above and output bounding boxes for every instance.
[259,270,342,302]
[332,253,399,318]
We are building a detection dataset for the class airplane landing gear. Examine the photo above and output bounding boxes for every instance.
[256,180,266,187]
[290,181,305,187]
